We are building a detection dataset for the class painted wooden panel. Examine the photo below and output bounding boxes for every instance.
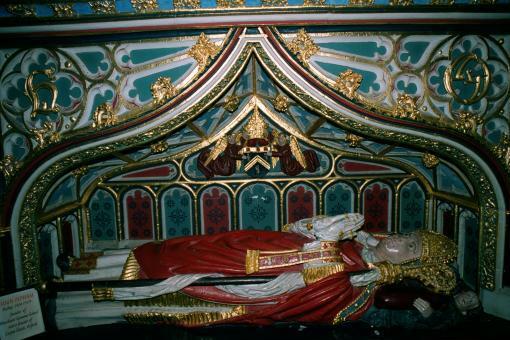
[200,186,232,235]
[399,181,425,233]
[286,183,317,224]
[123,189,154,240]
[89,189,117,241]
[239,183,278,231]
[363,182,392,232]
[161,187,193,238]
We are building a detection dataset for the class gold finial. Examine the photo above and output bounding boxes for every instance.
[223,94,240,112]
[243,107,268,140]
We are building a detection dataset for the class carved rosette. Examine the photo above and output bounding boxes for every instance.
[393,94,420,120]
[422,153,440,169]
[89,1,117,14]
[286,29,319,67]
[188,33,220,72]
[151,77,178,105]
[151,140,170,154]
[345,133,363,147]
[335,69,363,99]
[50,4,75,17]
[131,0,159,12]
[223,94,240,112]
[92,103,117,129]
[273,94,290,113]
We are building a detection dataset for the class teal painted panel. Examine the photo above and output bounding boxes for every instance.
[325,182,354,215]
[318,41,387,59]
[239,183,278,231]
[162,187,193,238]
[129,63,192,102]
[399,181,425,233]
[315,61,380,93]
[398,41,430,65]
[128,47,188,65]
[76,51,110,75]
[89,189,117,241]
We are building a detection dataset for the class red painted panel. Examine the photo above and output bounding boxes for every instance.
[339,160,392,173]
[201,187,231,235]
[287,185,316,224]
[126,190,154,239]
[123,165,173,178]
[363,183,391,233]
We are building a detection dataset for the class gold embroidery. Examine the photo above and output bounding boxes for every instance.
[91,286,114,302]
[302,264,345,285]
[124,305,247,326]
[245,249,260,274]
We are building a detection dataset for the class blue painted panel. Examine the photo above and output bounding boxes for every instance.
[399,181,425,233]
[89,189,117,241]
[239,183,278,231]
[162,187,194,238]
[325,182,354,215]
[45,175,77,211]
[437,163,471,197]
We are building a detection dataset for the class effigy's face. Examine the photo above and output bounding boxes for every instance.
[375,233,422,264]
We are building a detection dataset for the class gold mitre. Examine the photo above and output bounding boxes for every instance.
[416,230,457,264]
[243,107,268,140]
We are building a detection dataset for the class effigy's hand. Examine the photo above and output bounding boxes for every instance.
[355,230,379,247]
[413,298,433,318]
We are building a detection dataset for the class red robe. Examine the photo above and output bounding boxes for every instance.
[133,230,374,326]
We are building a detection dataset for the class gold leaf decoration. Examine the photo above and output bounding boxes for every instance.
[6,5,36,17]
[31,122,60,149]
[92,103,117,129]
[261,0,288,5]
[430,0,455,4]
[335,69,363,99]
[151,77,178,105]
[304,0,326,5]
[422,153,440,169]
[131,0,158,12]
[453,111,483,135]
[286,29,319,67]
[50,4,75,17]
[348,0,374,5]
[0,155,20,181]
[492,134,510,170]
[390,0,414,5]
[217,0,245,7]
[173,0,201,9]
[393,94,420,120]
[273,94,290,113]
[72,166,88,177]
[188,33,220,71]
[89,1,116,14]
